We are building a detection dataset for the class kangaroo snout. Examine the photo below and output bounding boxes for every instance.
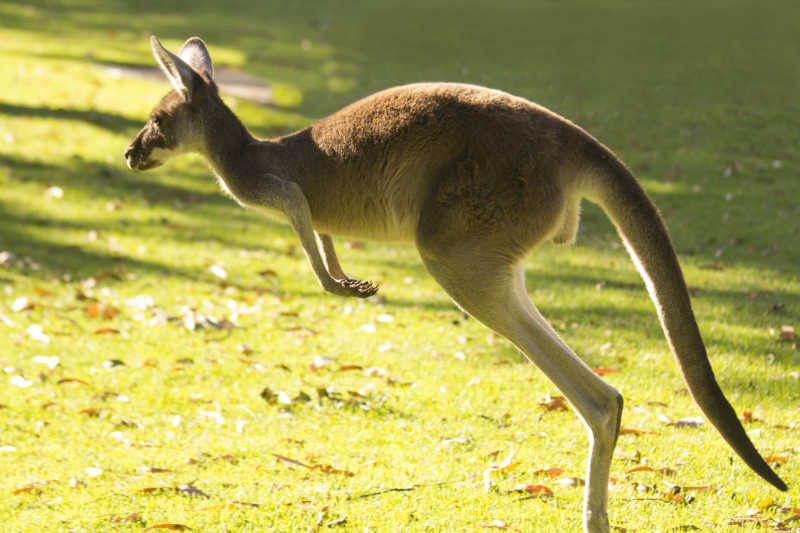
[123,144,137,170]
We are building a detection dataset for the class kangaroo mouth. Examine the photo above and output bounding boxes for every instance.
[125,154,163,171]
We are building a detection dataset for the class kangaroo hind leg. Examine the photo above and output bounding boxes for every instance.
[419,252,621,533]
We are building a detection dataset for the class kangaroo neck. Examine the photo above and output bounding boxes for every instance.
[201,97,257,182]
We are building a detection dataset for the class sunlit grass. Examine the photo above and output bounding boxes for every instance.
[0,1,798,532]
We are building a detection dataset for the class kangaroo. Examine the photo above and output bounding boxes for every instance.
[125,36,787,533]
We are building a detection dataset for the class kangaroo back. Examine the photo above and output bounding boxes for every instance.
[580,143,787,491]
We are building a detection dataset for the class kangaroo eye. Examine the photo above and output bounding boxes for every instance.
[151,117,161,127]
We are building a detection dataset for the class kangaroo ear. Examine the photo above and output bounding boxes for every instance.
[178,37,214,80]
[150,36,203,101]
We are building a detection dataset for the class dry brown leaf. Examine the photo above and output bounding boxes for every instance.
[779,325,795,341]
[741,410,762,424]
[57,378,91,386]
[189,504,239,512]
[94,327,120,335]
[111,513,143,524]
[619,428,660,436]
[777,515,800,528]
[681,485,718,492]
[272,453,354,476]
[765,456,789,464]
[13,483,44,495]
[87,302,121,320]
[337,364,363,372]
[523,484,553,497]
[79,407,103,417]
[626,466,676,476]
[178,483,210,498]
[538,395,568,411]
[592,367,619,375]
[533,467,563,479]
[144,524,191,531]
[312,464,355,476]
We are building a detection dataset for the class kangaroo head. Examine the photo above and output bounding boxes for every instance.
[124,36,216,171]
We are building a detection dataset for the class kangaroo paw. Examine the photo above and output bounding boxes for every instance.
[340,278,380,298]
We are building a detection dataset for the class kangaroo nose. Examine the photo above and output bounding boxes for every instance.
[124,145,135,169]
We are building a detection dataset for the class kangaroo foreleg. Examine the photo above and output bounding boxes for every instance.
[317,233,347,279]
[316,232,379,297]
[257,175,378,298]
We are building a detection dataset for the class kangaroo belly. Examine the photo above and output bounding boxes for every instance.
[310,181,424,242]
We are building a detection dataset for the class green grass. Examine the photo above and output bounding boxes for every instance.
[1,1,799,532]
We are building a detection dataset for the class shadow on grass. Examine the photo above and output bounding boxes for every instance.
[0,101,143,135]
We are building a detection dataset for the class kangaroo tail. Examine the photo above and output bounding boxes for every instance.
[579,143,787,491]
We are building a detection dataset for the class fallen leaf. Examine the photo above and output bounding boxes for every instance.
[667,417,704,428]
[111,513,143,524]
[518,484,553,497]
[178,483,210,498]
[271,453,354,476]
[10,375,33,388]
[87,302,121,320]
[480,520,520,531]
[94,327,120,335]
[592,367,619,375]
[533,467,563,479]
[144,524,191,531]
[14,482,44,495]
[189,503,240,512]
[538,395,568,411]
[57,378,91,386]
[209,264,227,280]
[764,456,788,464]
[337,364,363,372]
[681,485,718,492]
[26,325,50,343]
[12,297,32,311]
[626,466,677,476]
[483,448,518,491]
[619,428,660,436]
[323,517,347,527]
[779,325,795,341]
[85,467,103,478]
[757,497,775,510]
[777,515,800,528]
[32,355,59,369]
[553,477,585,487]
[741,411,762,424]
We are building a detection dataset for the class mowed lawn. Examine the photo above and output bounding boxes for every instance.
[1,1,799,531]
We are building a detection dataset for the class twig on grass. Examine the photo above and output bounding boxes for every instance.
[353,473,482,499]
